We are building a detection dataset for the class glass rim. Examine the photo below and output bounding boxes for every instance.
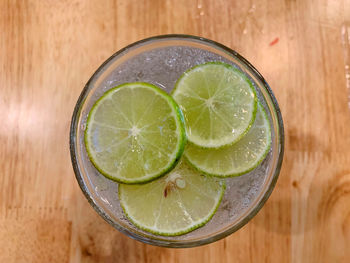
[69,34,285,248]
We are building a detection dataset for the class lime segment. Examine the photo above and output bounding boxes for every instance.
[172,62,257,148]
[119,161,225,236]
[85,82,186,184]
[185,103,271,177]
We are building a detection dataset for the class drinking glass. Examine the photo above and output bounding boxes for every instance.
[70,35,284,248]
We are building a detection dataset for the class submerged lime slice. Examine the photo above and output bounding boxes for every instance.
[185,103,271,177]
[85,82,186,184]
[119,161,225,236]
[172,62,257,148]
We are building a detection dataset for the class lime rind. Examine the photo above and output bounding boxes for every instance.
[172,62,257,149]
[118,162,226,236]
[184,102,271,177]
[85,82,186,184]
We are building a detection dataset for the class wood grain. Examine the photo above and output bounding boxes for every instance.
[1,0,350,262]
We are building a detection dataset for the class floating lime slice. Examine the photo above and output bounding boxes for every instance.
[185,103,271,177]
[119,161,225,236]
[85,82,186,184]
[172,62,257,148]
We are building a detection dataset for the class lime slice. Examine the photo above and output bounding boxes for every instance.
[185,103,271,177]
[85,82,186,184]
[119,161,225,236]
[172,62,257,148]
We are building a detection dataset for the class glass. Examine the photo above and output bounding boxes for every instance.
[69,35,284,248]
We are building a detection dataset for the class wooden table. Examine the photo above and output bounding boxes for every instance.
[1,0,350,262]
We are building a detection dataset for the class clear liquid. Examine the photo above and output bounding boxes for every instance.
[80,46,272,240]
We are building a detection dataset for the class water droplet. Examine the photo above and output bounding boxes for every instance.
[176,178,186,188]
[200,11,204,16]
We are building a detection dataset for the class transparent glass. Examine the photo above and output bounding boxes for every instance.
[69,35,284,248]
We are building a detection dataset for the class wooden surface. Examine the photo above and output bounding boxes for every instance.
[1,0,350,262]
